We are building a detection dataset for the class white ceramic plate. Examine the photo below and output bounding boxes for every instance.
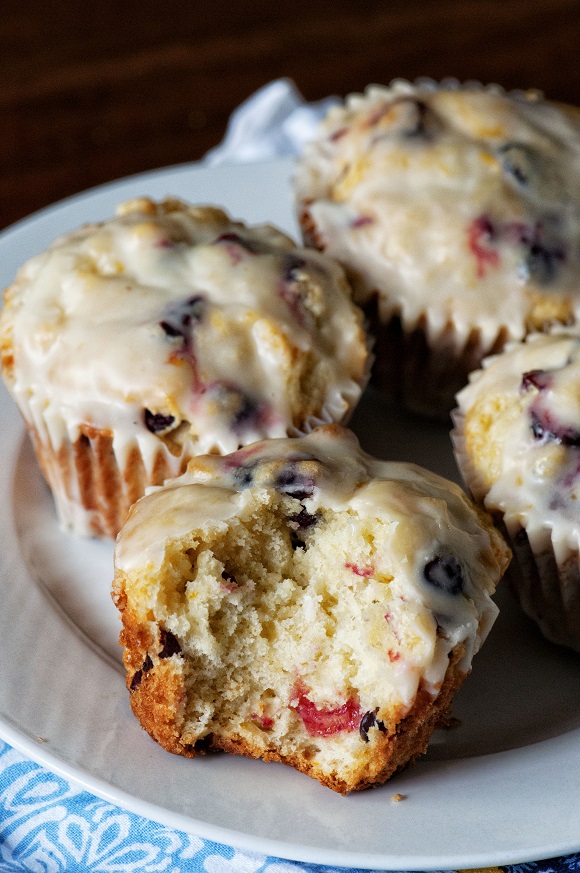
[1,158,580,871]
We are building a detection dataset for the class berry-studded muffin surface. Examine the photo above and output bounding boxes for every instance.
[295,81,580,343]
[0,198,368,535]
[453,332,580,650]
[454,333,580,550]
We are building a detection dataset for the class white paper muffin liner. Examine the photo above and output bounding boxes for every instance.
[362,303,509,420]
[12,351,372,539]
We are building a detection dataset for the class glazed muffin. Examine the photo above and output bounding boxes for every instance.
[113,425,510,794]
[453,332,580,651]
[0,198,368,538]
[294,79,580,418]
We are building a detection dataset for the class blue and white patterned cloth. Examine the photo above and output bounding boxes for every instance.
[2,80,580,873]
[2,738,580,873]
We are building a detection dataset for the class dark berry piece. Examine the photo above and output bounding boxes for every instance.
[130,670,143,691]
[233,463,256,489]
[159,629,182,659]
[144,409,176,434]
[231,393,261,433]
[525,240,565,285]
[275,466,315,500]
[278,255,314,328]
[424,554,464,596]
[359,709,387,743]
[497,143,532,186]
[282,254,307,283]
[221,570,238,586]
[142,654,153,672]
[530,407,580,446]
[290,530,306,550]
[160,295,205,339]
[531,410,549,441]
[288,508,319,530]
[193,733,214,753]
[399,98,431,139]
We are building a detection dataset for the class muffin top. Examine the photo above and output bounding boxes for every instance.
[0,198,368,465]
[294,81,580,347]
[116,425,510,678]
[454,332,580,558]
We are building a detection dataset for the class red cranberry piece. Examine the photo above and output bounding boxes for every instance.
[329,126,348,142]
[521,369,552,393]
[424,554,464,595]
[467,216,500,278]
[345,562,374,578]
[351,215,375,229]
[159,629,181,659]
[214,232,263,254]
[144,409,176,434]
[292,689,361,737]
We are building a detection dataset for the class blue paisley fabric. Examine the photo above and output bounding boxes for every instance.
[2,81,580,873]
[1,739,580,873]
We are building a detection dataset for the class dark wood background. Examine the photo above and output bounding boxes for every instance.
[3,0,579,230]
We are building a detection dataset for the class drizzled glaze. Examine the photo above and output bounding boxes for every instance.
[455,333,580,562]
[0,198,367,480]
[116,425,509,697]
[294,82,580,347]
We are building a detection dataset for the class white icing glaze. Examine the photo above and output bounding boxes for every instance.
[294,82,580,346]
[455,332,580,562]
[116,426,509,704]
[1,199,368,471]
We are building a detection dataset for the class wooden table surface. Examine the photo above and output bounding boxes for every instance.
[3,0,579,231]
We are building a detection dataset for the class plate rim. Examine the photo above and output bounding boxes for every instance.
[1,158,580,871]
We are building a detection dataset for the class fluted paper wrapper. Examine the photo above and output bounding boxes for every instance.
[12,355,371,540]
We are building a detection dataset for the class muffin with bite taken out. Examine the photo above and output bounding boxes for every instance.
[113,425,510,793]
